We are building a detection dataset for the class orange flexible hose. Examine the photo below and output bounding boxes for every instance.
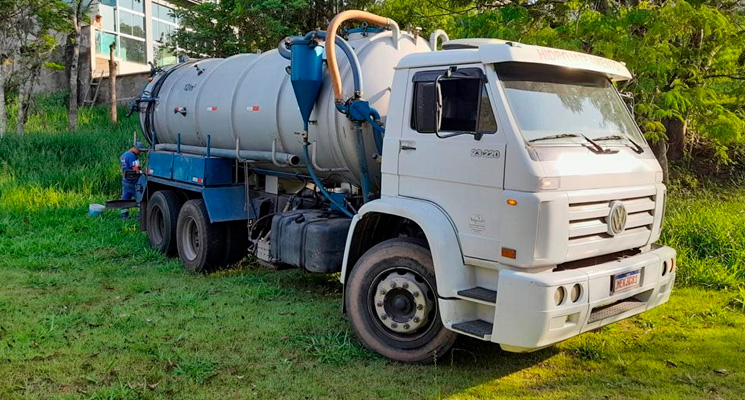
[325,10,398,102]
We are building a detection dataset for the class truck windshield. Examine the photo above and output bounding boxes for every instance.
[495,63,645,145]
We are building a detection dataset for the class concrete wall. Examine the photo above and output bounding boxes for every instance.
[95,72,151,105]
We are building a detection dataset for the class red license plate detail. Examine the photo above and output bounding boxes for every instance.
[613,269,641,293]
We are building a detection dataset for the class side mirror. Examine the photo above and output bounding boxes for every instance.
[434,70,484,139]
[619,91,635,116]
[435,77,443,137]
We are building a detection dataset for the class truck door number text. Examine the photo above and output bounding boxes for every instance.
[471,148,500,159]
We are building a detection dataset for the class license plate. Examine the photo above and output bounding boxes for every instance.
[613,269,641,294]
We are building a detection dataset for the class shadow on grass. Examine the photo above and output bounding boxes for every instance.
[213,259,558,397]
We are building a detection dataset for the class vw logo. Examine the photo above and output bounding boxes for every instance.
[607,200,627,236]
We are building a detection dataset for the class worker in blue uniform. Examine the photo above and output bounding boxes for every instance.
[120,142,146,219]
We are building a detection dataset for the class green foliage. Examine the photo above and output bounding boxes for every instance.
[171,0,375,58]
[660,189,745,289]
[294,329,375,364]
[0,95,135,209]
[172,355,219,383]
[367,0,745,163]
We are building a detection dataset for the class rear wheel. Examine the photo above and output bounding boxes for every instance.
[176,199,227,273]
[146,190,182,255]
[345,238,456,364]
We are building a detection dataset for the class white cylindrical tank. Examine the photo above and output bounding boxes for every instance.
[140,31,432,188]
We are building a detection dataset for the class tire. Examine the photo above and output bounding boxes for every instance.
[223,220,248,265]
[176,199,227,273]
[345,238,457,364]
[138,198,148,232]
[146,191,183,255]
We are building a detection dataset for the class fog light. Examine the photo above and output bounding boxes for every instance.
[540,177,560,190]
[570,284,582,303]
[661,261,668,277]
[554,287,566,306]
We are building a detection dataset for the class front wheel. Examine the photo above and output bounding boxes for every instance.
[345,238,456,364]
[176,199,227,273]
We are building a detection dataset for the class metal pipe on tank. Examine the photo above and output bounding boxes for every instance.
[429,29,449,50]
[316,31,364,98]
[277,38,292,59]
[154,143,301,166]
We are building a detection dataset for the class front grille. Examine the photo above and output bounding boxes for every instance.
[565,186,657,260]
[569,196,655,240]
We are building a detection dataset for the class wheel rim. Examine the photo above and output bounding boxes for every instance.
[181,216,199,261]
[369,268,436,341]
[149,206,165,244]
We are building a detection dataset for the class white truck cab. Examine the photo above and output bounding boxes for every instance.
[341,39,675,360]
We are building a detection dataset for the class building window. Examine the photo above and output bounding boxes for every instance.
[152,2,179,66]
[153,2,177,24]
[119,10,145,38]
[94,0,146,65]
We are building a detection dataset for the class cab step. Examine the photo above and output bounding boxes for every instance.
[451,319,494,338]
[457,287,497,304]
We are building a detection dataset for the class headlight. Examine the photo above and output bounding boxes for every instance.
[554,287,566,306]
[570,284,582,303]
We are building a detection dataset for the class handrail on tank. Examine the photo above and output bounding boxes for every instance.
[271,138,300,168]
[326,10,400,103]
[429,29,449,50]
[154,143,301,166]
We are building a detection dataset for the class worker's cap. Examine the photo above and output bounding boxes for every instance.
[135,141,146,150]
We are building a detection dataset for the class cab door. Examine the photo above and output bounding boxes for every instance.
[397,65,507,261]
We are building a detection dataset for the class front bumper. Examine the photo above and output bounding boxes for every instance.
[492,244,676,352]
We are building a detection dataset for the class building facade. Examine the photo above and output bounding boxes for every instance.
[90,0,185,77]
[33,0,202,103]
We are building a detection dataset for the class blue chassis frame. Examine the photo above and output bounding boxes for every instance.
[136,150,251,223]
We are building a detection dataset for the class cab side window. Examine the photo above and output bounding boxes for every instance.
[410,68,497,135]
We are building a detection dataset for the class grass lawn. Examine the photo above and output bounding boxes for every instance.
[0,100,743,399]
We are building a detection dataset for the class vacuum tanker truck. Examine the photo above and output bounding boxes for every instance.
[131,10,676,363]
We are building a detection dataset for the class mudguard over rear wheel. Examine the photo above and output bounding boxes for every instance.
[345,238,457,364]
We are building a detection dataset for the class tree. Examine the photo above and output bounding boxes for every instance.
[379,0,745,179]
[0,0,30,138]
[170,0,375,58]
[14,0,67,135]
[528,2,745,175]
[66,0,94,131]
